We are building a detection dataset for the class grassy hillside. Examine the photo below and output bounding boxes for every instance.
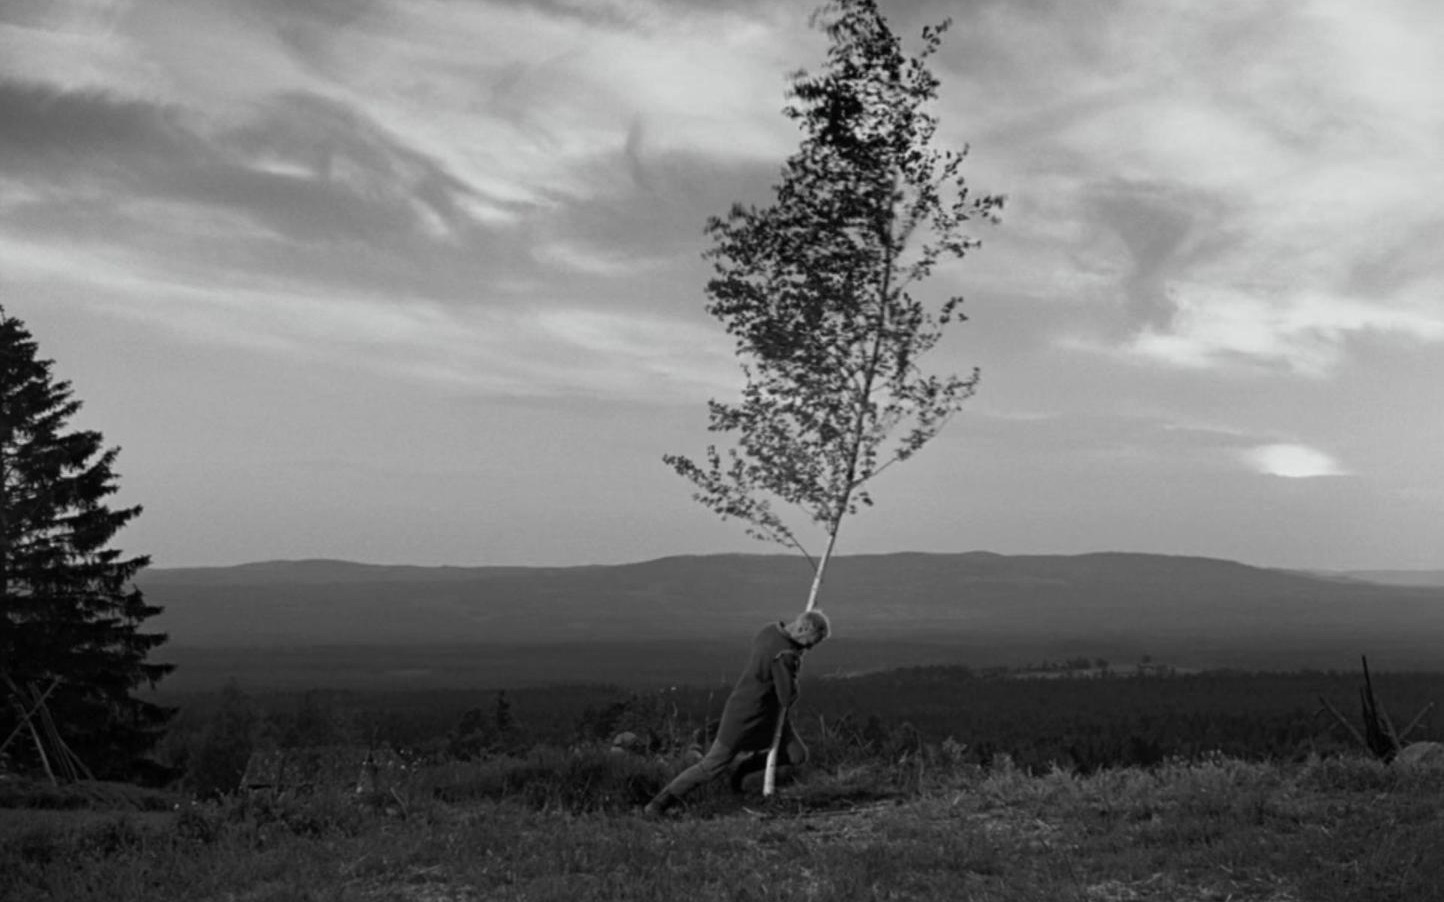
[13,663,1444,900]
[5,752,1442,901]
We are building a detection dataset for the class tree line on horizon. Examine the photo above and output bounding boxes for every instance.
[155,666,1444,798]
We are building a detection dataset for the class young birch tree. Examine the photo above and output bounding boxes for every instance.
[665,0,1003,614]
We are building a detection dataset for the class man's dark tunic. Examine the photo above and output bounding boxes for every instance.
[717,622,804,747]
[658,622,807,800]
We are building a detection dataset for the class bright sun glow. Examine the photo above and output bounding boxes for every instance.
[1245,443,1345,479]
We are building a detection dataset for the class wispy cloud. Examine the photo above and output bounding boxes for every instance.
[3,228,734,402]
[4,0,1443,396]
[934,0,1444,375]
[1124,288,1444,376]
[28,0,810,205]
[531,239,670,278]
[0,0,813,403]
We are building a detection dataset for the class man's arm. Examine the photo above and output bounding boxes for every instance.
[771,650,803,709]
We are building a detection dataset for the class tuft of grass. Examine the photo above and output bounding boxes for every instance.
[419,745,670,813]
[0,777,180,812]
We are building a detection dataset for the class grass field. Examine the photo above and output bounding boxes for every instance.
[5,750,1443,901]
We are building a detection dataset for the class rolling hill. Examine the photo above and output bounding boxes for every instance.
[137,552,1444,688]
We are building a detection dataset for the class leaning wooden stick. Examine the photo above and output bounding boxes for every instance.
[0,677,60,756]
[762,702,792,797]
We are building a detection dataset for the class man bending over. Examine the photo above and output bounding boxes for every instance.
[645,609,831,816]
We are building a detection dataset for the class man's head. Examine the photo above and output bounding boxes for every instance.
[785,609,831,648]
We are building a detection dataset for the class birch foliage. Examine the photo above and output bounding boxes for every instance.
[665,0,1003,609]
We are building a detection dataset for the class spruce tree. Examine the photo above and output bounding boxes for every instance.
[0,306,172,779]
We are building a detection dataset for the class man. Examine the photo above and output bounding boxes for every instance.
[645,609,831,816]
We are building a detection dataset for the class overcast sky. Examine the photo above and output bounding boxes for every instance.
[2,0,1441,571]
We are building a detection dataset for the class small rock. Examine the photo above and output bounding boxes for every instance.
[610,731,643,754]
[1394,741,1444,770]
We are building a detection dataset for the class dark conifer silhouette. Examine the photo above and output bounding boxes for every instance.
[0,306,172,779]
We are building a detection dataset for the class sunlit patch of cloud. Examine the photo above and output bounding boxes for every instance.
[1243,443,1347,479]
[1119,286,1444,376]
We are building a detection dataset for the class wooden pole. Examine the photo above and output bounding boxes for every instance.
[765,526,836,795]
[1,677,59,756]
[762,703,790,798]
[1318,695,1369,751]
[766,499,844,796]
[2,678,90,784]
[34,688,90,782]
[1400,702,1436,743]
[1360,655,1403,757]
[22,703,57,786]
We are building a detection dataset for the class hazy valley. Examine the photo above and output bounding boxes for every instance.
[138,551,1444,691]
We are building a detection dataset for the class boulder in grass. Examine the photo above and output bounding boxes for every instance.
[1394,741,1444,770]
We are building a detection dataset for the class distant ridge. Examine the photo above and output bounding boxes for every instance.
[1339,570,1444,588]
[144,558,574,586]
[138,552,1444,674]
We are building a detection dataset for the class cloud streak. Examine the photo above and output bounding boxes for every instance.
[0,0,820,407]
[6,1,1438,419]
[933,0,1444,376]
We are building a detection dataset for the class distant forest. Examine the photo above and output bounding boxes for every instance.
[153,635,1444,697]
[161,665,1444,783]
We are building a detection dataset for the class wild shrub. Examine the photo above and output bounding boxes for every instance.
[809,712,898,768]
[72,817,150,858]
[181,681,258,796]
[447,690,531,759]
[1298,752,1444,796]
[173,802,226,845]
[1300,754,1399,793]
[164,784,376,850]
[419,746,669,813]
[575,691,700,755]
